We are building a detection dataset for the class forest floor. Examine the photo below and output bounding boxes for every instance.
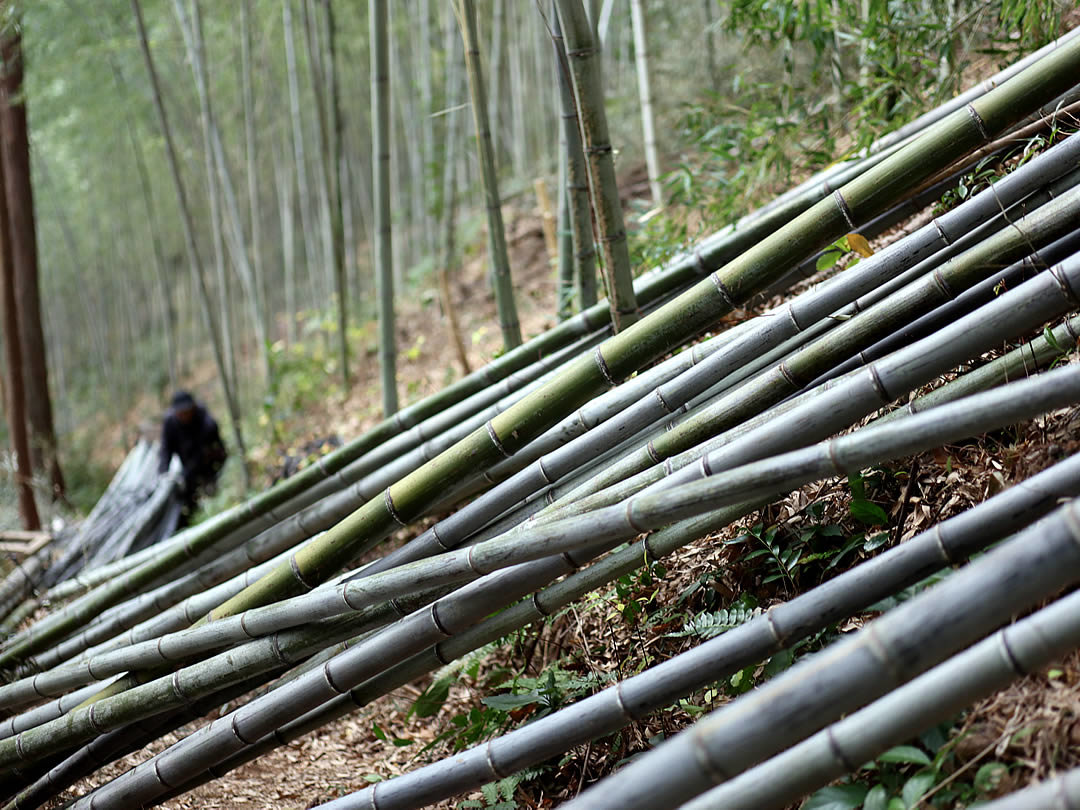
[41,143,1080,808]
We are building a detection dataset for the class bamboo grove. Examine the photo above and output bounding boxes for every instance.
[1,2,1080,809]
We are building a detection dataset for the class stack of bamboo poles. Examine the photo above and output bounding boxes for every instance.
[0,31,1078,810]
[0,442,181,638]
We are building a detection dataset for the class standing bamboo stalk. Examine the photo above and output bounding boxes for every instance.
[551,0,598,310]
[372,0,398,414]
[455,0,522,351]
[556,0,639,331]
[629,0,661,206]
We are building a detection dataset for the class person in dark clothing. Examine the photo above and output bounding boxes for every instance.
[159,391,227,524]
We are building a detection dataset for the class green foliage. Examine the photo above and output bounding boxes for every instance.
[803,720,1016,809]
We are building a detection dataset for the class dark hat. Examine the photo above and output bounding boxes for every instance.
[170,390,196,410]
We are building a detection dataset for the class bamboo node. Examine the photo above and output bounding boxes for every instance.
[593,347,618,387]
[430,523,453,552]
[485,421,513,459]
[965,103,991,141]
[428,603,452,638]
[866,363,893,404]
[288,555,317,591]
[931,216,952,246]
[995,627,1026,676]
[1049,263,1080,307]
[832,189,857,230]
[825,726,860,772]
[693,247,710,275]
[708,273,737,310]
[612,680,636,722]
[383,489,409,527]
[585,143,614,156]
[566,46,598,59]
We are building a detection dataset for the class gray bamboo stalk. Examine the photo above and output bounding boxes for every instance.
[562,496,1080,810]
[681,585,1080,810]
[41,369,1080,792]
[372,0,398,413]
[456,0,522,350]
[556,0,639,331]
[975,768,1080,810]
[307,451,1080,810]
[129,0,248,498]
[551,0,598,311]
[630,0,661,206]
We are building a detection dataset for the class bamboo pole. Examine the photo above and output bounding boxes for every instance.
[551,0,598,311]
[261,452,1080,810]
[31,369,1080,793]
[556,0,639,331]
[455,0,522,351]
[561,496,1080,810]
[681,586,1080,810]
[34,38,1080,670]
[372,0,398,413]
[974,768,1080,809]
[630,0,661,207]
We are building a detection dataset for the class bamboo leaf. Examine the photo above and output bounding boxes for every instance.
[847,233,874,257]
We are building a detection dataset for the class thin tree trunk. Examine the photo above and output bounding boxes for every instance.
[551,0,598,310]
[556,0,639,332]
[131,0,249,487]
[282,0,321,307]
[0,29,64,500]
[487,0,505,164]
[372,0,398,414]
[0,129,39,531]
[439,33,471,377]
[240,0,271,354]
[630,0,661,207]
[321,0,349,390]
[273,139,297,347]
[456,0,522,350]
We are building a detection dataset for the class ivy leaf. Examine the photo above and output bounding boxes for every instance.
[801,784,868,809]
[851,499,889,526]
[901,770,937,808]
[863,784,890,810]
[878,745,932,766]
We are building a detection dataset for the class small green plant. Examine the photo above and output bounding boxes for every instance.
[803,720,1015,809]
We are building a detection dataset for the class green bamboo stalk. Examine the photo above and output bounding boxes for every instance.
[455,0,522,350]
[372,0,397,413]
[556,0,639,331]
[682,586,1080,810]
[562,495,1080,810]
[551,0,597,311]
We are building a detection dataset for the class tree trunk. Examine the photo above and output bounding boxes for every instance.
[372,0,398,415]
[240,0,271,356]
[439,28,471,377]
[131,0,249,488]
[556,0,639,332]
[456,0,522,350]
[0,29,64,501]
[0,126,40,531]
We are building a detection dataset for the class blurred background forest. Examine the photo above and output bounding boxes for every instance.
[0,0,1069,521]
